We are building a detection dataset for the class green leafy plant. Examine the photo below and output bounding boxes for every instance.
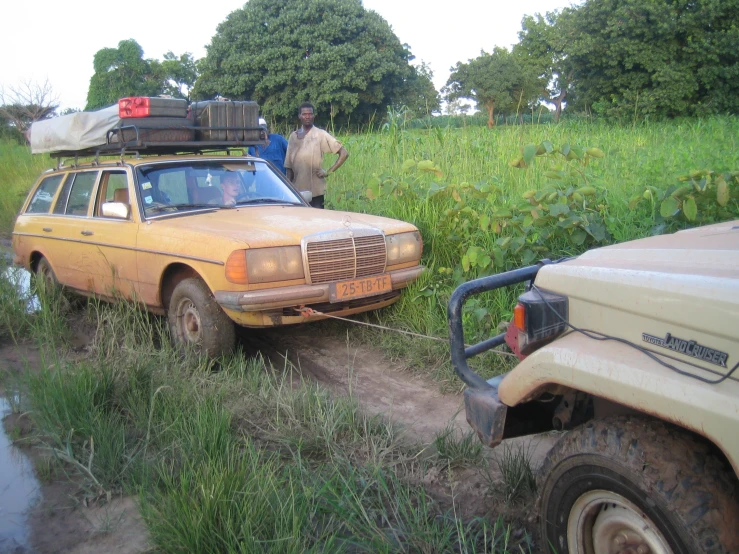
[631,169,739,227]
[438,142,611,275]
[365,159,443,200]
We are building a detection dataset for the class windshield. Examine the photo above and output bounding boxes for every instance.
[135,160,304,217]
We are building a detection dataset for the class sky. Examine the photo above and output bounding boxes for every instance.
[0,0,574,111]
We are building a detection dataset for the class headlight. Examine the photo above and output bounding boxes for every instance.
[385,231,422,265]
[244,246,304,284]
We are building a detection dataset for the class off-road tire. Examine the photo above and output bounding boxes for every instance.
[538,416,739,554]
[167,277,235,357]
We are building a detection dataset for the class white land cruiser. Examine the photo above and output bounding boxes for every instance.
[448,220,739,554]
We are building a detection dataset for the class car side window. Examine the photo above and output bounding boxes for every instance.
[26,174,64,214]
[54,171,98,216]
[95,172,129,217]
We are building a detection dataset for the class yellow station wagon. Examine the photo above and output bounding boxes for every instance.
[13,147,424,356]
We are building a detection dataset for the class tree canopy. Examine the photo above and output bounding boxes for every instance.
[513,0,739,119]
[514,13,573,122]
[194,0,435,126]
[161,52,199,101]
[444,47,541,127]
[86,40,162,110]
[86,40,199,110]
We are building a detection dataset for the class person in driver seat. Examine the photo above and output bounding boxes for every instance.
[212,172,242,206]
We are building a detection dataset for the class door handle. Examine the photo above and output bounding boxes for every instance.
[43,228,52,232]
[81,230,94,236]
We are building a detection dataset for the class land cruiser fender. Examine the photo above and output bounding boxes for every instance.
[495,330,739,476]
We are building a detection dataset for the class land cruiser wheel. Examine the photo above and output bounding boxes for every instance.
[538,416,739,554]
[167,278,235,357]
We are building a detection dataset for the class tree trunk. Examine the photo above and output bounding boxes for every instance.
[553,89,567,123]
[486,102,495,128]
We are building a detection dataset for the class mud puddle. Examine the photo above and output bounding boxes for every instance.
[0,396,41,553]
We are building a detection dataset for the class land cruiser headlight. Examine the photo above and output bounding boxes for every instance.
[244,246,304,284]
[385,231,422,265]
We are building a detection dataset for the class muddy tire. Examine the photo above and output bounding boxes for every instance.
[167,278,236,357]
[35,256,58,289]
[538,416,739,554]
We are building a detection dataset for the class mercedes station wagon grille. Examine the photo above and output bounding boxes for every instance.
[306,233,387,284]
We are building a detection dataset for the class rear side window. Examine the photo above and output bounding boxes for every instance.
[26,174,64,214]
[54,171,98,216]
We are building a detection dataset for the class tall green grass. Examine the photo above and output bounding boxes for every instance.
[0,141,51,232]
[322,116,739,373]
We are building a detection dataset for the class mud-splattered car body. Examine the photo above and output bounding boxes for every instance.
[13,155,424,355]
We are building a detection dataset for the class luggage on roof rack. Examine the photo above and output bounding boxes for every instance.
[111,117,195,143]
[191,101,260,141]
[30,105,120,154]
[119,97,188,118]
[30,100,265,158]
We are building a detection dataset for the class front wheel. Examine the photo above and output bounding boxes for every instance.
[167,277,236,357]
[538,416,739,554]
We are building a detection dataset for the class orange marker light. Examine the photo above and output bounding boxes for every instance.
[513,302,526,331]
[225,250,248,284]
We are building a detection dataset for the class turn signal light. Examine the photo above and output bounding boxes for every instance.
[506,288,568,357]
[513,303,526,331]
[225,250,248,284]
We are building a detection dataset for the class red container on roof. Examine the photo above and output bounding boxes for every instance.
[118,97,188,119]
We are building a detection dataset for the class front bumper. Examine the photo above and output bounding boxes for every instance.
[214,266,424,312]
[464,374,508,448]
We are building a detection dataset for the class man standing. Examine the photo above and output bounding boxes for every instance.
[285,102,349,209]
[248,118,289,175]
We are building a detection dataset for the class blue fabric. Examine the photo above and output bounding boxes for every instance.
[248,134,289,175]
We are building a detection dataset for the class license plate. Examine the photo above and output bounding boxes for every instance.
[329,274,392,302]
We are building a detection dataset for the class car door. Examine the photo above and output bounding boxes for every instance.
[12,172,69,276]
[45,170,100,291]
[84,169,140,300]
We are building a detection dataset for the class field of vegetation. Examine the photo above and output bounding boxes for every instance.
[0,117,738,552]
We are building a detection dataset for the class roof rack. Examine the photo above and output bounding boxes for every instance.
[49,122,267,160]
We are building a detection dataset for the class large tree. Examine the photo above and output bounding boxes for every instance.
[86,40,163,110]
[394,62,441,118]
[514,13,574,122]
[444,47,540,128]
[161,52,199,101]
[86,40,198,110]
[194,0,426,127]
[558,0,739,118]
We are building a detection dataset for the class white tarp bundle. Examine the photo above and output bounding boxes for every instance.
[29,105,120,154]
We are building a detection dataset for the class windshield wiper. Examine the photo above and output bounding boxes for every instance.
[236,198,300,205]
[147,203,216,213]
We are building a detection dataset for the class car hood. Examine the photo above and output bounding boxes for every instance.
[536,220,739,375]
[563,220,739,279]
[143,205,418,247]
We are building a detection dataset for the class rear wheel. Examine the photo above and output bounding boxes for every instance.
[538,416,739,554]
[35,256,58,289]
[167,277,235,357]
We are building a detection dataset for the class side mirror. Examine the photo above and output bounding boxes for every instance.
[300,190,313,204]
[101,202,130,219]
